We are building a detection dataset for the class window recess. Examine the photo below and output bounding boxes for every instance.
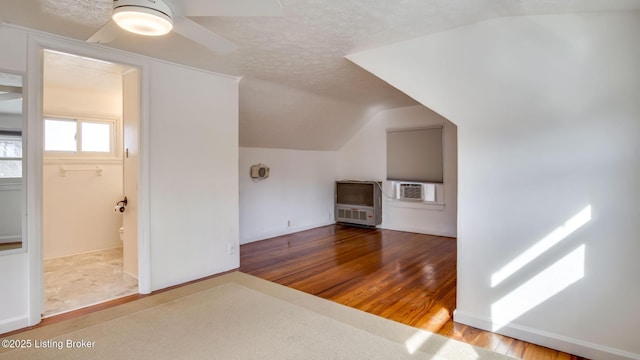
[386,126,445,207]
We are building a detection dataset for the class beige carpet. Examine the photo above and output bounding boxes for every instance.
[0,272,514,359]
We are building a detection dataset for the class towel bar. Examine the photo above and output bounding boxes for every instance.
[60,166,103,176]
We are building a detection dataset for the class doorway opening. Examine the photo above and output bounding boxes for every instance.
[41,49,140,317]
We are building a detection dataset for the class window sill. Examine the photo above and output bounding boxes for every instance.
[385,198,445,211]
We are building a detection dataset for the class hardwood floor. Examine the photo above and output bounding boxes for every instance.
[1,224,589,359]
[240,224,588,360]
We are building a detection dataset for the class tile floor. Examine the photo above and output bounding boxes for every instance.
[44,247,138,317]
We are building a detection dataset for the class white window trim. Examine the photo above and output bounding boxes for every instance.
[44,113,120,160]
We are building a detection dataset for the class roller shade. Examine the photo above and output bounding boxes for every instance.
[386,127,443,183]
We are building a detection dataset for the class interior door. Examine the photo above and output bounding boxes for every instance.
[122,69,140,278]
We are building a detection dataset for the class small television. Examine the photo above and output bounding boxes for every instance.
[335,180,382,227]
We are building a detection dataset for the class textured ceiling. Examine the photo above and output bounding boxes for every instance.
[1,0,639,149]
[43,50,131,95]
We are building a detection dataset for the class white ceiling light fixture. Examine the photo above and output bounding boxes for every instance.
[112,0,174,36]
[89,0,283,53]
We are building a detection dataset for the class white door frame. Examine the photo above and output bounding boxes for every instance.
[26,34,151,326]
[122,68,141,279]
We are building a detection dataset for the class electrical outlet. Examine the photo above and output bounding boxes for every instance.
[228,242,236,255]
[287,220,292,227]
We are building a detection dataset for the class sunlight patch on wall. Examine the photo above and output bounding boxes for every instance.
[491,205,591,287]
[490,244,585,331]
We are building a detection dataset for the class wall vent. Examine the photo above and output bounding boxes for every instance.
[338,209,367,220]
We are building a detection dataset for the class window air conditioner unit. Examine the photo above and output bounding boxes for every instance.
[395,182,437,202]
[398,183,423,200]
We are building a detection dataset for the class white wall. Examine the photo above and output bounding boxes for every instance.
[0,25,29,333]
[348,12,640,360]
[239,147,338,244]
[42,162,123,258]
[43,85,122,117]
[42,85,123,259]
[338,105,457,237]
[148,61,239,290]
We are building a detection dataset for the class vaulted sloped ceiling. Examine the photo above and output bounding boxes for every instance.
[1,0,639,150]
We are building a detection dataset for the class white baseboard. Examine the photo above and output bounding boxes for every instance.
[453,310,640,360]
[240,220,336,245]
[0,315,29,335]
[241,221,457,244]
[380,224,456,238]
